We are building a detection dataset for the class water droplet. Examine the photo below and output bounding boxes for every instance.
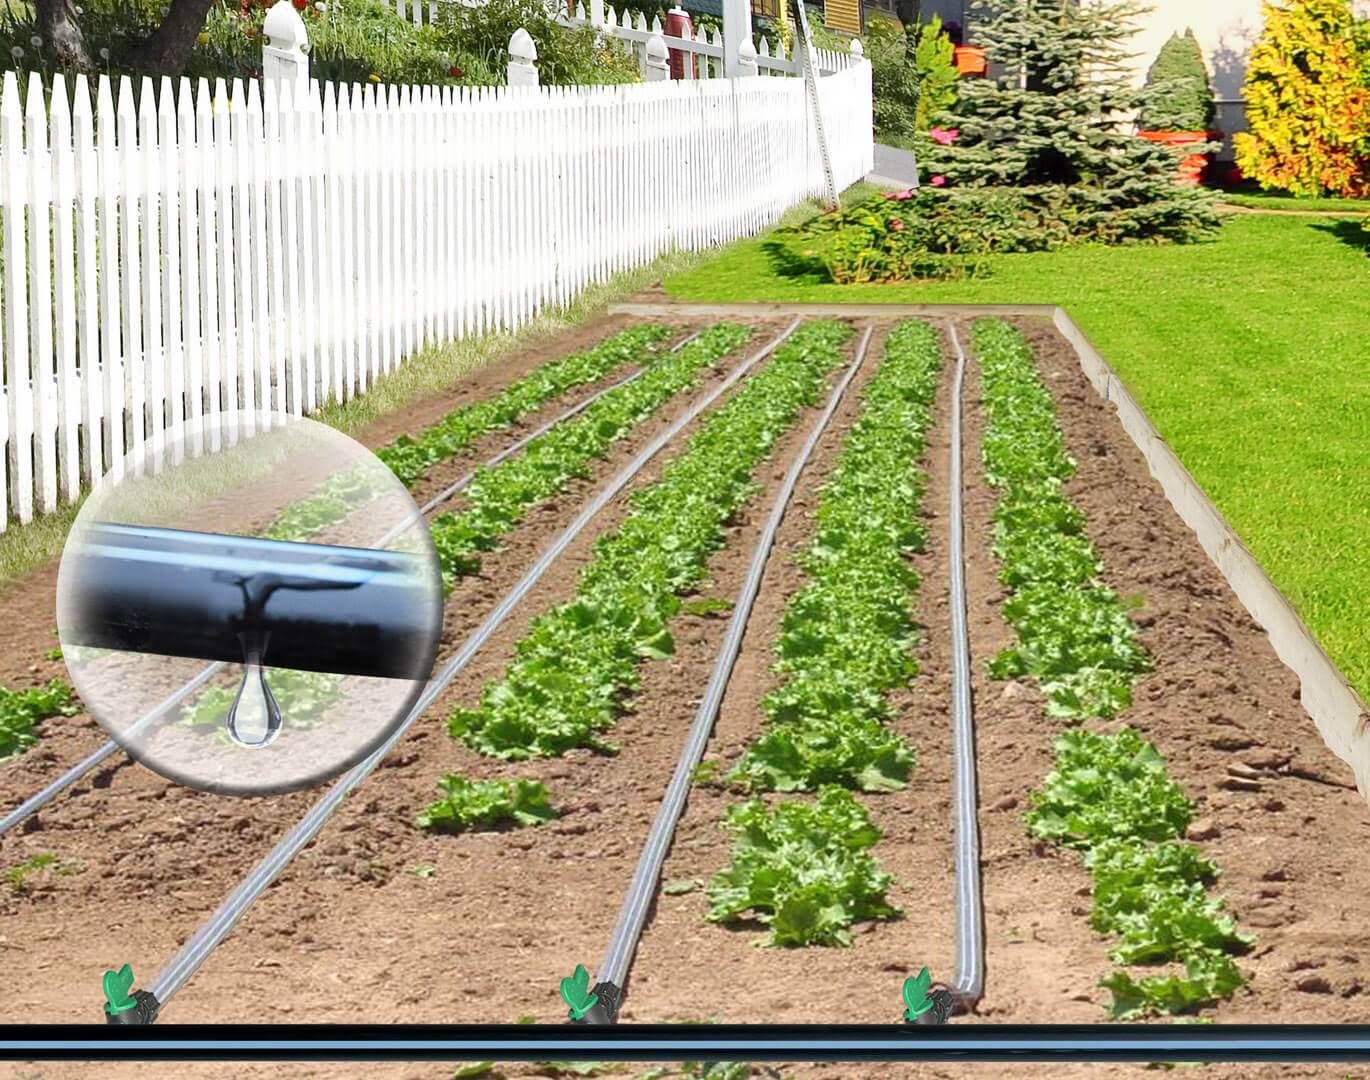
[226,656,282,749]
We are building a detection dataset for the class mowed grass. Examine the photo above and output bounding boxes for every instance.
[1221,192,1370,214]
[665,210,1370,704]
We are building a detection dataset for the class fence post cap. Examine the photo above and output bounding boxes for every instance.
[509,27,538,61]
[646,33,668,62]
[850,37,864,58]
[263,0,308,50]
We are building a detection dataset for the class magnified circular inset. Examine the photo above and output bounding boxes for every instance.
[55,410,443,797]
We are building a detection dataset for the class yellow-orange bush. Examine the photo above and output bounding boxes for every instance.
[1234,0,1370,197]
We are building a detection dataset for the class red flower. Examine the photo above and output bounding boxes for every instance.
[930,175,947,187]
[448,65,464,78]
[928,127,960,145]
[890,219,905,231]
[292,0,308,9]
[884,189,915,201]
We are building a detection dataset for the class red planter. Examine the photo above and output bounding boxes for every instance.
[665,8,696,79]
[953,45,986,76]
[1139,130,1219,186]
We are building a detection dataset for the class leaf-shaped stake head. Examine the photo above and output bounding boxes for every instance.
[560,963,600,1021]
[902,967,934,1020]
[103,964,137,1015]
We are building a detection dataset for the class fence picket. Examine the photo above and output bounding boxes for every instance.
[175,78,201,457]
[245,80,274,425]
[25,74,57,514]
[50,76,81,501]
[71,75,102,485]
[2,74,31,522]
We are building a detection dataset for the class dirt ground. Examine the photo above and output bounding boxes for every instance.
[2,312,1368,1080]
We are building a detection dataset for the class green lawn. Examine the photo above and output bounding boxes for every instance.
[664,211,1370,705]
[1222,192,1370,214]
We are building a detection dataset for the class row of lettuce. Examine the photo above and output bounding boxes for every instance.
[706,320,943,948]
[974,318,1250,1018]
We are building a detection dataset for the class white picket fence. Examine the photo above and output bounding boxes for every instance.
[0,61,873,529]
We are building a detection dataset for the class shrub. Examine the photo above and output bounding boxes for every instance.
[1,0,489,87]
[767,174,1217,285]
[1234,0,1370,198]
[1140,29,1215,132]
[862,14,959,143]
[433,0,639,85]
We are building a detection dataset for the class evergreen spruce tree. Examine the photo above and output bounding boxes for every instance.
[1141,29,1216,132]
[922,0,1220,244]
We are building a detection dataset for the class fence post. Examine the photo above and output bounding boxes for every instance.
[737,37,757,78]
[262,0,310,97]
[642,34,669,81]
[508,28,540,87]
[720,0,752,78]
[851,38,864,61]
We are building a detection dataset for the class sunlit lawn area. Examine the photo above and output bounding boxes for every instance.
[664,209,1370,703]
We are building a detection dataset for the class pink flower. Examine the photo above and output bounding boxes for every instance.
[930,175,947,187]
[884,188,916,201]
[890,219,906,231]
[928,127,960,145]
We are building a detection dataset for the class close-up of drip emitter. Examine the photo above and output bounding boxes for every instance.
[60,522,440,752]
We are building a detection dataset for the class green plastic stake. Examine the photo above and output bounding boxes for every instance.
[902,967,934,1021]
[559,963,599,1022]
[102,964,137,1016]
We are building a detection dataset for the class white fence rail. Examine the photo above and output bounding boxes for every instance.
[0,60,872,528]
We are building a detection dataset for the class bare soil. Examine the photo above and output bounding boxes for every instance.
[3,314,1368,1080]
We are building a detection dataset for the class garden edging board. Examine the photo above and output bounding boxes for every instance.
[611,300,1370,805]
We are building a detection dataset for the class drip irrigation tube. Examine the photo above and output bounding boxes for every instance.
[946,322,985,1012]
[133,318,804,1020]
[580,326,875,1024]
[0,327,704,838]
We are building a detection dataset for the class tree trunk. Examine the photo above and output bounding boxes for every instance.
[128,0,218,76]
[894,0,922,58]
[36,0,96,74]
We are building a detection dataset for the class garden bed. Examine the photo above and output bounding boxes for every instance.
[1,311,1367,1080]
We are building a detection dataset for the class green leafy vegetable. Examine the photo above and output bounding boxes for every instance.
[416,776,557,833]
[977,318,1249,1017]
[0,679,80,760]
[705,786,900,947]
[1025,728,1192,849]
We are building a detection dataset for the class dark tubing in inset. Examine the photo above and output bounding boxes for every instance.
[61,523,440,681]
